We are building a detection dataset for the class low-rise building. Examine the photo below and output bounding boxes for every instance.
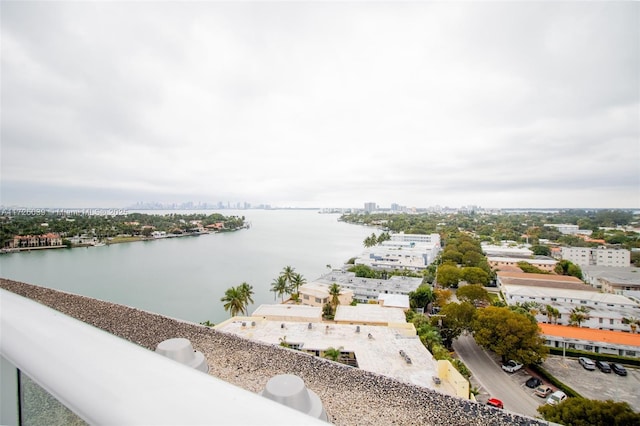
[7,233,63,248]
[498,271,640,332]
[539,323,640,359]
[488,256,557,272]
[582,266,640,294]
[298,282,354,307]
[215,303,470,399]
[352,233,441,272]
[544,224,592,236]
[481,243,532,258]
[314,270,422,303]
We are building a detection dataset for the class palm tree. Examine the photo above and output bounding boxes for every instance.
[323,346,343,362]
[622,317,639,333]
[281,266,296,287]
[543,304,560,324]
[329,283,341,308]
[221,286,245,317]
[290,273,306,296]
[569,306,590,327]
[270,276,288,302]
[238,282,254,314]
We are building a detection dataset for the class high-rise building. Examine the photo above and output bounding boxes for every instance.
[364,202,377,213]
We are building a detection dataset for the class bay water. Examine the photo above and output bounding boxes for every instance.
[0,210,373,324]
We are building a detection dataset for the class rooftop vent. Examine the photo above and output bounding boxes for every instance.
[155,338,208,373]
[260,374,328,422]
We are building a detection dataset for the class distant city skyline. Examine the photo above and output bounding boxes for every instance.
[2,2,638,209]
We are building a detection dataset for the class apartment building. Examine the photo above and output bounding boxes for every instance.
[313,270,422,303]
[297,282,354,307]
[497,271,640,333]
[540,323,640,359]
[582,266,640,294]
[561,246,630,267]
[7,233,63,249]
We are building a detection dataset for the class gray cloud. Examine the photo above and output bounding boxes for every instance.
[1,1,638,209]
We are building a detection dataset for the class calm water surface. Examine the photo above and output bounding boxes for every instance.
[0,210,373,324]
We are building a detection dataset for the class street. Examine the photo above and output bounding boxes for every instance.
[453,333,544,419]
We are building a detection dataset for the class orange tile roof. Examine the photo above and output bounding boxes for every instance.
[538,323,640,347]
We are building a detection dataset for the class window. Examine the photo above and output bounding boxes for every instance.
[315,297,321,303]
[609,319,614,325]
[303,295,309,300]
[599,318,603,324]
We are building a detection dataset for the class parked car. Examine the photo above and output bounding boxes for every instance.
[486,398,504,409]
[578,357,596,370]
[525,377,542,388]
[502,360,523,373]
[546,390,567,405]
[612,363,628,376]
[535,386,553,398]
[596,360,611,373]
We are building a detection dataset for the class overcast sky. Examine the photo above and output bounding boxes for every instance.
[2,1,638,209]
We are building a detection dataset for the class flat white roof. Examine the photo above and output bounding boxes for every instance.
[252,304,322,320]
[502,284,639,306]
[216,319,440,391]
[334,304,407,324]
[378,294,410,309]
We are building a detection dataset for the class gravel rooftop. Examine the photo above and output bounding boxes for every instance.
[1,278,546,426]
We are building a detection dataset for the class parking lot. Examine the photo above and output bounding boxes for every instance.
[539,355,640,410]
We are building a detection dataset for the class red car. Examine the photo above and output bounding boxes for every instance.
[486,398,504,409]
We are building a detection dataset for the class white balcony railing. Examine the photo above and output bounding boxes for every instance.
[0,289,325,425]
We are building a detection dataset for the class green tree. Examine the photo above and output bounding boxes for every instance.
[538,398,640,426]
[349,264,380,279]
[290,272,306,295]
[530,245,551,256]
[435,302,476,348]
[541,304,560,324]
[238,282,254,313]
[441,248,463,264]
[322,302,334,320]
[517,261,550,274]
[622,317,639,334]
[363,233,378,247]
[221,286,246,317]
[473,306,548,364]
[281,265,297,289]
[329,283,341,308]
[408,286,435,310]
[323,346,343,362]
[555,260,583,279]
[270,276,288,302]
[460,267,490,285]
[569,306,590,327]
[462,251,484,267]
[456,284,490,306]
[437,264,461,288]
